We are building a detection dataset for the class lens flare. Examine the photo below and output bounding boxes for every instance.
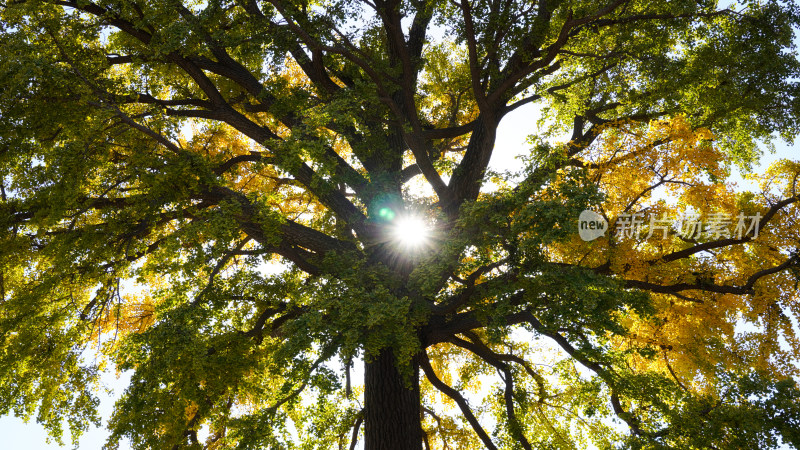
[392,216,429,249]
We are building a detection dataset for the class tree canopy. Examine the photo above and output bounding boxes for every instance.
[2,0,800,448]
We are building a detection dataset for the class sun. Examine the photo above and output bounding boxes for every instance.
[392,216,430,249]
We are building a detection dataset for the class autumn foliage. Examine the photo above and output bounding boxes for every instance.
[1,0,800,449]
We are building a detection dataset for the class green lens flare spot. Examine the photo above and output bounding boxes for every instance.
[378,207,396,221]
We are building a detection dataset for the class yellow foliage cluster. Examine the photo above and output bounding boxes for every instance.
[90,292,157,344]
[181,123,325,222]
[550,116,800,390]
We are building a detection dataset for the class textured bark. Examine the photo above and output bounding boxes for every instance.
[364,349,423,450]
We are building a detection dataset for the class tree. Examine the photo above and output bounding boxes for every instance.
[1,0,800,448]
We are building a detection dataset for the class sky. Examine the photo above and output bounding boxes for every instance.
[0,368,133,449]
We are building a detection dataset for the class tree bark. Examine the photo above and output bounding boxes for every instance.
[364,349,423,450]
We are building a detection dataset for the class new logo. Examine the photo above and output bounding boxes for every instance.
[578,210,608,241]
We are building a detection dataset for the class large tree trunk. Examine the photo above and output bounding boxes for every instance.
[364,349,423,450]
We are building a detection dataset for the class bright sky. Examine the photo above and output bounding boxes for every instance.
[2,101,798,449]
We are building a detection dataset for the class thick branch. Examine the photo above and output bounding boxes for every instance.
[419,352,498,450]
